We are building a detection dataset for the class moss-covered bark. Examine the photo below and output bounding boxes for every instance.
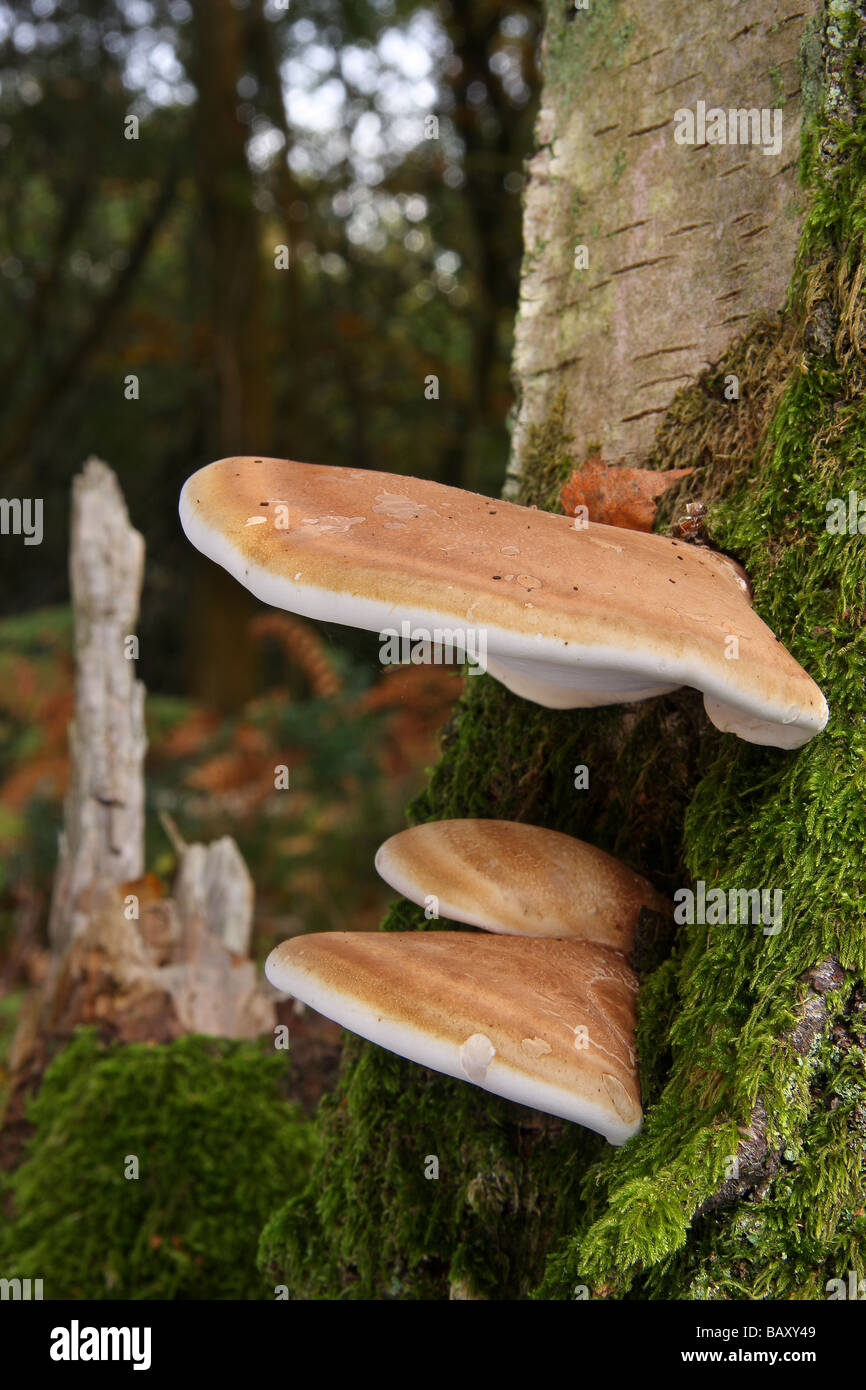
[259,3,865,1300]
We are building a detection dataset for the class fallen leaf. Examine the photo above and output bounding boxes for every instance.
[561,454,694,531]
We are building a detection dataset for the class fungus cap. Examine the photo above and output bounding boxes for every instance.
[375,818,667,952]
[179,457,828,748]
[265,932,641,1144]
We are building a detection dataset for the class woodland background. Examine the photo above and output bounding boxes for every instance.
[0,0,539,1072]
[0,1,543,1296]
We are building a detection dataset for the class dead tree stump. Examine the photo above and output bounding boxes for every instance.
[3,459,275,1166]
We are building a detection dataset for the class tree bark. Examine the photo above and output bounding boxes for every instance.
[506,0,818,493]
[186,0,272,710]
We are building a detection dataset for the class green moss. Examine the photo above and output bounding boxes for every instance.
[648,313,800,527]
[635,983,866,1299]
[611,21,636,53]
[514,386,574,511]
[259,1030,605,1300]
[0,1030,316,1300]
[799,16,825,124]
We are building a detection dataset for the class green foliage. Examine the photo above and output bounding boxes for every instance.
[0,1,541,693]
[0,1031,316,1300]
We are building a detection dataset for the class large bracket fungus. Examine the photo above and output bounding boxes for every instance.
[265,932,641,1145]
[179,456,828,748]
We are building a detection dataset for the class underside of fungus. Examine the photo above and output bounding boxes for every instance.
[375,818,669,954]
[179,456,828,748]
[266,932,642,1144]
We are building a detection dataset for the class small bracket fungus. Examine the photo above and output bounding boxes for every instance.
[179,458,828,748]
[375,818,669,954]
[265,933,642,1145]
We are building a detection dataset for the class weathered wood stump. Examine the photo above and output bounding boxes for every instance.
[3,459,275,1164]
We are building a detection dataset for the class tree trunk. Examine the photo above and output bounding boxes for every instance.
[506,0,818,495]
[261,0,866,1300]
[186,0,272,710]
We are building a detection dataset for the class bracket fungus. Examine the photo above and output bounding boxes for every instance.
[179,456,827,748]
[375,818,668,954]
[265,933,642,1145]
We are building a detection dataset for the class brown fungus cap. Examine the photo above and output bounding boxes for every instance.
[179,457,828,748]
[375,819,668,953]
[265,932,641,1144]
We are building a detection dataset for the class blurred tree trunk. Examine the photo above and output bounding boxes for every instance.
[262,0,866,1301]
[186,0,273,709]
[439,0,541,490]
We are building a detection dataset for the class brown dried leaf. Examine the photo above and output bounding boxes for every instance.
[561,454,694,531]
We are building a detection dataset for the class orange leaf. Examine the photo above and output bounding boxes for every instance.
[561,455,694,531]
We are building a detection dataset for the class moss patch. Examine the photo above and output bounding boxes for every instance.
[514,386,575,512]
[0,1030,316,1300]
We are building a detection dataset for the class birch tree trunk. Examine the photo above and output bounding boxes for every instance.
[506,0,817,492]
[261,0,866,1301]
